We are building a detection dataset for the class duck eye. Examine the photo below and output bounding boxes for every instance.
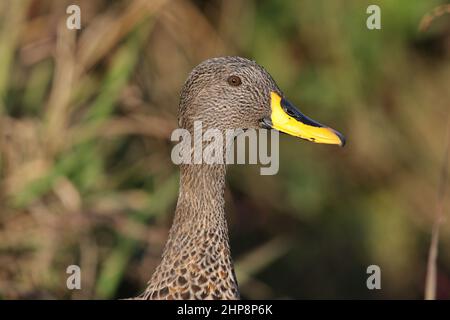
[227,75,242,87]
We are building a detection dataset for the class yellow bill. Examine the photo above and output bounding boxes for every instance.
[261,92,345,146]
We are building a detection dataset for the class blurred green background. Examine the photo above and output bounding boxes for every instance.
[0,0,450,299]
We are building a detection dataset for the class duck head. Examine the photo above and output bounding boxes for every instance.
[179,56,345,146]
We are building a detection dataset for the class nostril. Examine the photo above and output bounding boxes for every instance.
[284,106,296,118]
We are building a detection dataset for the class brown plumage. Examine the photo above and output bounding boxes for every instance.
[136,56,345,300]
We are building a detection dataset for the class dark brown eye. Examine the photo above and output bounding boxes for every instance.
[227,75,242,86]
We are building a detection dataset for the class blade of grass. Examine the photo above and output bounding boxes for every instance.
[419,4,450,32]
[420,6,450,300]
[424,117,449,300]
[0,1,28,113]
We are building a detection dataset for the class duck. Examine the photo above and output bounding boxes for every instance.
[137,56,345,300]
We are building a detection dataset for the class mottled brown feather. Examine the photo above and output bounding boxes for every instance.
[136,57,282,300]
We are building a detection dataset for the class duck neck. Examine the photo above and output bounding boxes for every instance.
[175,164,227,231]
[145,163,239,299]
